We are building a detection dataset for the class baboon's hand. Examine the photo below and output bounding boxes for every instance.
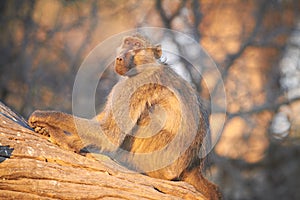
[28,111,84,153]
[28,111,52,137]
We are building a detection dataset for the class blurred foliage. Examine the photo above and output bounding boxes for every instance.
[1,0,300,199]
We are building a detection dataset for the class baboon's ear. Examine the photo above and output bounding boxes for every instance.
[154,44,162,59]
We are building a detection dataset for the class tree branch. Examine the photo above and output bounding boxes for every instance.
[0,101,206,200]
[211,0,269,97]
[227,96,300,119]
[155,0,187,29]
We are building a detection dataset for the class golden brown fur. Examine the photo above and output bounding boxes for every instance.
[29,34,221,199]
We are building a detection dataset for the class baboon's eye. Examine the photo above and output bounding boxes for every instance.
[125,39,130,45]
[134,42,141,47]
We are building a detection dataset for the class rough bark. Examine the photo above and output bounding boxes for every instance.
[0,102,205,200]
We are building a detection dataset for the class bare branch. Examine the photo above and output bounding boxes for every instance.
[227,96,300,119]
[155,0,187,28]
[70,0,99,73]
[191,0,202,41]
[211,0,269,97]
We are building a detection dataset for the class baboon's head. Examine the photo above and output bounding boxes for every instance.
[115,34,162,76]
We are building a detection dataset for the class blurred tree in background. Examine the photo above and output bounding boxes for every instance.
[1,0,300,199]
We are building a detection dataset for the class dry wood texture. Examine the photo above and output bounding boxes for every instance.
[0,102,205,200]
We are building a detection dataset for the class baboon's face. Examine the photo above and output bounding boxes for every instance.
[117,36,148,61]
[115,35,162,76]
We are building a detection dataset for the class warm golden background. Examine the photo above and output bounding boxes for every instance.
[1,0,300,199]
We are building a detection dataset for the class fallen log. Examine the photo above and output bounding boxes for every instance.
[0,102,205,199]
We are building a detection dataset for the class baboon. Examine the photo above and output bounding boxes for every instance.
[29,34,221,199]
